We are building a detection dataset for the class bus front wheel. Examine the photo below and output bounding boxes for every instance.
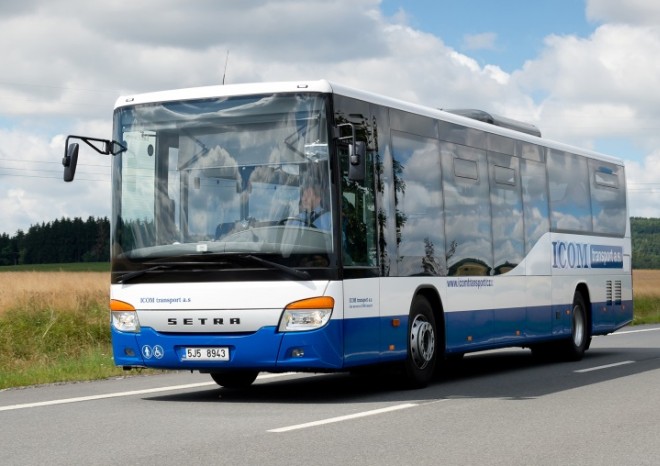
[403,296,437,388]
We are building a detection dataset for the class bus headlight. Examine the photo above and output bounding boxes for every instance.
[111,300,140,333]
[278,296,334,332]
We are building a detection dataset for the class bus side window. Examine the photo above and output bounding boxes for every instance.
[441,142,493,276]
[548,150,592,232]
[589,160,626,236]
[391,131,446,276]
[341,146,377,266]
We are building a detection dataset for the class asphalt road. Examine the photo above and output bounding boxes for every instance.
[1,325,659,466]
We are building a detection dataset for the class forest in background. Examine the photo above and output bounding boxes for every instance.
[629,217,660,269]
[0,217,109,266]
[0,216,659,268]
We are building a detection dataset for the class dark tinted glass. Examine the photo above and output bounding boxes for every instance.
[589,160,626,236]
[548,150,592,232]
[441,142,493,276]
[391,131,446,276]
[521,159,550,253]
[489,153,524,274]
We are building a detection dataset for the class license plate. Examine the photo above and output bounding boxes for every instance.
[183,347,229,361]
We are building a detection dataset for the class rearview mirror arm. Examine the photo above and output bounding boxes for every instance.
[62,135,127,182]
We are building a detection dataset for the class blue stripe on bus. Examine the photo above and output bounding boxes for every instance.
[113,299,632,371]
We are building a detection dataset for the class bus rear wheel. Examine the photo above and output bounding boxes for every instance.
[560,292,590,361]
[210,371,259,388]
[403,296,437,388]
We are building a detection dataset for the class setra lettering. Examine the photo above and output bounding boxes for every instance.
[167,317,241,326]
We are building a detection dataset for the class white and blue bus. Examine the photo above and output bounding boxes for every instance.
[63,80,633,388]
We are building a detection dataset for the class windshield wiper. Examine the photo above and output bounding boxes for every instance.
[118,264,173,284]
[237,254,311,280]
[118,255,310,283]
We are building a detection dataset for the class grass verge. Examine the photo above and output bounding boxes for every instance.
[631,296,660,325]
[0,303,129,390]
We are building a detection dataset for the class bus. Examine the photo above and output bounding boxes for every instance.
[62,80,633,388]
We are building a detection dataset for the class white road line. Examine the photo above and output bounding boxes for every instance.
[0,373,291,412]
[612,327,660,335]
[0,382,216,412]
[268,403,418,433]
[574,360,635,373]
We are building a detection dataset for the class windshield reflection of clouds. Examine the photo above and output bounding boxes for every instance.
[392,132,447,276]
[115,94,332,257]
[548,150,592,231]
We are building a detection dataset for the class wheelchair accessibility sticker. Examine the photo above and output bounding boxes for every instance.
[141,345,164,360]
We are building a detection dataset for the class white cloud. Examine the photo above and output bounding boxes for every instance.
[587,0,660,25]
[0,127,111,235]
[513,23,660,152]
[625,151,660,218]
[1,0,660,235]
[462,32,498,51]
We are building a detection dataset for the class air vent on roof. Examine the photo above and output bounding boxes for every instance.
[445,109,542,138]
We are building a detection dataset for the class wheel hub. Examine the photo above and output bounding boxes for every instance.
[410,316,435,369]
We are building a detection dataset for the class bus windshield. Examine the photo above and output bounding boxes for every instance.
[111,93,334,265]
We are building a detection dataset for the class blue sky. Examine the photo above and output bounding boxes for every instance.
[381,0,596,71]
[1,0,659,236]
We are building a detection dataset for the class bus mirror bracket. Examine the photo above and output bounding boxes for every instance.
[62,135,127,182]
[348,141,366,181]
[336,123,366,182]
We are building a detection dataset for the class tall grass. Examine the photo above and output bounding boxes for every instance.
[631,269,660,324]
[0,272,126,389]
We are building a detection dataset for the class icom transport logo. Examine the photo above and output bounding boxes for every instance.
[552,241,623,269]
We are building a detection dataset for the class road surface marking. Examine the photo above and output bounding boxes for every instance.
[574,360,635,373]
[268,403,419,433]
[0,373,289,412]
[611,327,660,335]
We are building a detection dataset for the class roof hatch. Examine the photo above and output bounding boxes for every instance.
[445,109,541,138]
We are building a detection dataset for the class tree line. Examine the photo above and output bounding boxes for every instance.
[0,216,658,268]
[630,217,660,269]
[0,217,110,266]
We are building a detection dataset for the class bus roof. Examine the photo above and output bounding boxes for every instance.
[115,79,624,166]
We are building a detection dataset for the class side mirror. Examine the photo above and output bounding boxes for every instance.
[62,143,79,182]
[348,141,366,182]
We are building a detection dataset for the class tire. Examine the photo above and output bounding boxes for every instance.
[210,371,259,388]
[403,296,438,388]
[560,292,590,361]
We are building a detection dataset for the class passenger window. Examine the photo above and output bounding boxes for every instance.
[547,150,592,232]
[489,153,524,274]
[391,131,446,276]
[521,159,550,253]
[590,160,626,236]
[441,142,492,276]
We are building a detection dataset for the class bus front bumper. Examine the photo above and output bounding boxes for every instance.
[111,322,343,372]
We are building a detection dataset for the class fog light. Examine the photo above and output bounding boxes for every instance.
[291,348,305,358]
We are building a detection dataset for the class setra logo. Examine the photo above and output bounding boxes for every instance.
[167,317,241,326]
